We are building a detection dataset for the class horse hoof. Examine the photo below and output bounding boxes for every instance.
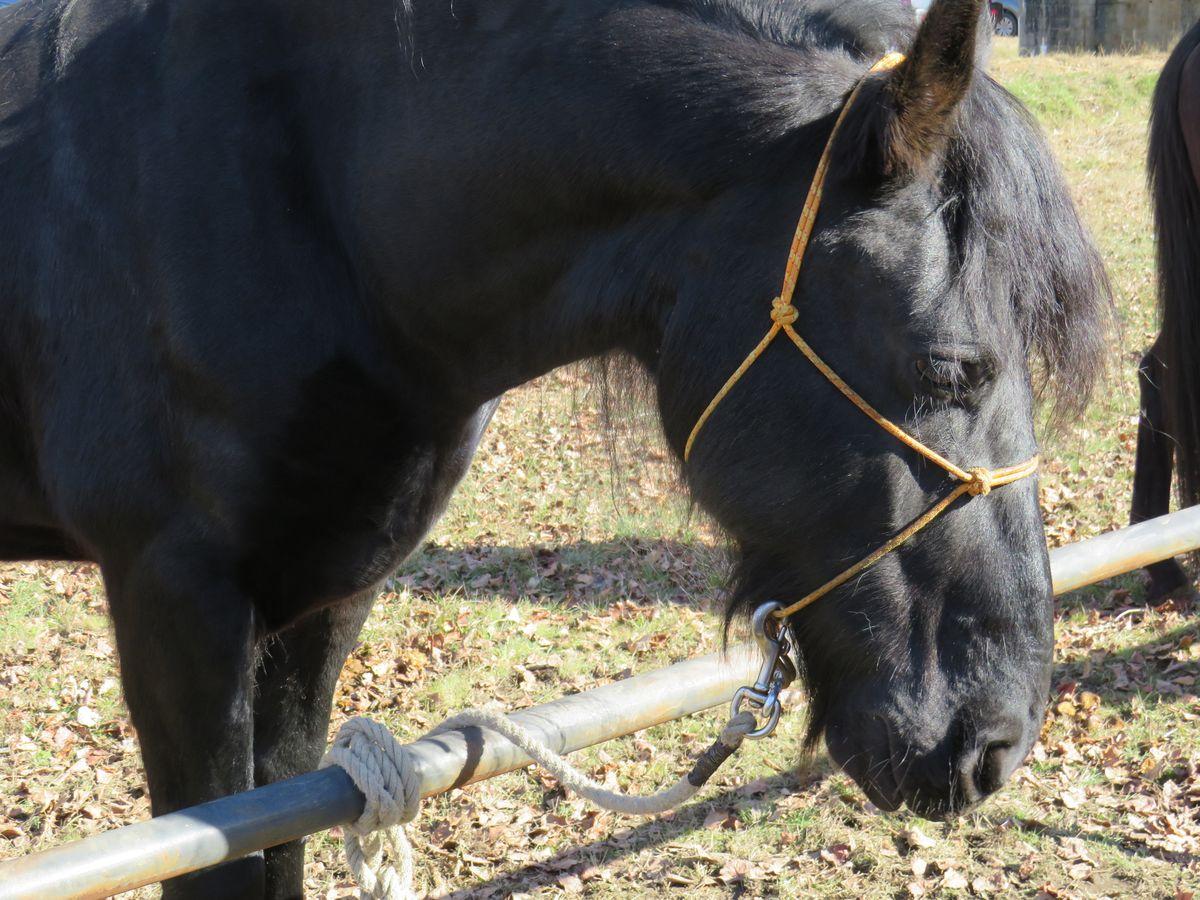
[1142,559,1193,603]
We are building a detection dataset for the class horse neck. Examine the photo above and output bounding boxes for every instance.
[291,0,858,403]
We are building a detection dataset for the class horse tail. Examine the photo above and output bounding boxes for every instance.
[1150,20,1200,508]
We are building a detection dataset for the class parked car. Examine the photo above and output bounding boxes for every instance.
[911,0,1018,37]
[990,1,1020,36]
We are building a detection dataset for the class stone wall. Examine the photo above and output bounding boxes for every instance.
[1020,0,1200,52]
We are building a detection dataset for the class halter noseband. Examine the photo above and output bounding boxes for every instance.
[683,53,1039,622]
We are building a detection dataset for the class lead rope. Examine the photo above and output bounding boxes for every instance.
[682,51,1040,621]
[323,708,760,899]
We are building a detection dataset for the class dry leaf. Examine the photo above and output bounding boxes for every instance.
[942,869,968,890]
[702,808,738,831]
[1067,862,1093,881]
[1059,787,1086,809]
[819,844,852,867]
[557,874,584,894]
[900,826,938,850]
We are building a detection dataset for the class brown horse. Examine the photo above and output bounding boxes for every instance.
[1132,19,1200,598]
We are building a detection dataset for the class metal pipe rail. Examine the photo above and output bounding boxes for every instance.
[4,504,1200,900]
[1049,504,1200,595]
[0,646,764,899]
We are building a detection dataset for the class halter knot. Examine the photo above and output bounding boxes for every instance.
[770,298,798,327]
[965,468,994,496]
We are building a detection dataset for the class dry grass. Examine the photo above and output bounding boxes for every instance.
[2,38,1198,900]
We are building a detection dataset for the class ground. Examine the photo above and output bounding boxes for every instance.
[1,38,1198,900]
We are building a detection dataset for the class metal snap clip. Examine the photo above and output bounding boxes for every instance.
[730,602,795,739]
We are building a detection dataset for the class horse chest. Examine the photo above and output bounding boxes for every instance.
[241,383,497,632]
[246,486,435,632]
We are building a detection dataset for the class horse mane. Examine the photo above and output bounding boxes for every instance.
[665,0,915,56]
[1150,21,1200,507]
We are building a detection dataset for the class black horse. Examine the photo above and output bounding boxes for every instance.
[0,0,1109,896]
[1132,19,1200,599]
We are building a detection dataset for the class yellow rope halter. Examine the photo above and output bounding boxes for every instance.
[682,53,1040,621]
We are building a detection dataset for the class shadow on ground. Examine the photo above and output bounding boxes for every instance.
[432,765,1193,899]
[393,538,731,610]
[397,538,1200,708]
[432,771,810,900]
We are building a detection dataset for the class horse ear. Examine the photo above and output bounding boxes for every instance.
[879,0,985,175]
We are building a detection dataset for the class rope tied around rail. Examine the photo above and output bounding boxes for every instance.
[323,708,760,899]
[322,718,421,900]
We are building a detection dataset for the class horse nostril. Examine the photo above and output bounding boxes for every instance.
[953,706,1030,808]
[958,736,1023,805]
[975,740,1016,795]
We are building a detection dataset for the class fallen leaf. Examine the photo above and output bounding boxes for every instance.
[942,869,968,890]
[1060,787,1086,809]
[973,873,1007,894]
[900,826,938,850]
[1068,862,1093,881]
[557,873,584,894]
[819,843,852,867]
[703,808,738,831]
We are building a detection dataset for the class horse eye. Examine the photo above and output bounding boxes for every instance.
[915,354,991,403]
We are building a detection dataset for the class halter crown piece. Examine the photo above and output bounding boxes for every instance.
[683,53,1040,621]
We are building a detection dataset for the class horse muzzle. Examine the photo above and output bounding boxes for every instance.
[823,692,1042,820]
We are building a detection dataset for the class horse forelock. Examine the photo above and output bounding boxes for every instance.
[941,78,1113,424]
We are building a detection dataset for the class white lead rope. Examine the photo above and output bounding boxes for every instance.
[321,708,760,900]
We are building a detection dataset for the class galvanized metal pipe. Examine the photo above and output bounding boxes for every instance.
[1049,504,1200,595]
[3,505,1200,899]
[0,645,762,900]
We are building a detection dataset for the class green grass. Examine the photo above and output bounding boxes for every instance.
[0,579,48,655]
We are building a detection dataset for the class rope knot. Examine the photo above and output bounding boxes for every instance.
[322,717,422,900]
[966,467,994,497]
[770,297,798,326]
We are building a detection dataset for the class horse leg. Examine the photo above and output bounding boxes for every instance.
[250,400,499,897]
[107,539,264,899]
[253,594,376,900]
[1132,343,1190,599]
